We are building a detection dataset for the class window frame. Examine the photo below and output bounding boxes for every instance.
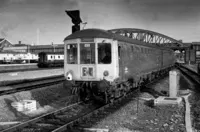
[97,43,112,64]
[66,43,78,64]
[79,43,96,64]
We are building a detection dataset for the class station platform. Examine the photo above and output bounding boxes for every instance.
[0,63,38,72]
[0,68,64,83]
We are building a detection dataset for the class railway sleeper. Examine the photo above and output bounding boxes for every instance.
[25,123,58,130]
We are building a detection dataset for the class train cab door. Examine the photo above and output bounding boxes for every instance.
[80,43,96,79]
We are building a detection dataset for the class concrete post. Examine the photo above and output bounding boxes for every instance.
[169,70,180,97]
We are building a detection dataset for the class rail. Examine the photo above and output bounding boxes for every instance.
[176,64,200,85]
[0,88,139,132]
[0,102,82,132]
[0,75,65,96]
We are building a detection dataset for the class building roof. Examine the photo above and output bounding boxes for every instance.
[0,38,5,43]
[0,38,13,52]
[13,44,29,47]
[192,42,200,45]
[182,43,192,47]
[0,38,12,45]
[30,44,64,49]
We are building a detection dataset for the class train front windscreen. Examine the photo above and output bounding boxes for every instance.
[67,43,111,65]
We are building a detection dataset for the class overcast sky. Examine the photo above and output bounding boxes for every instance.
[0,0,200,44]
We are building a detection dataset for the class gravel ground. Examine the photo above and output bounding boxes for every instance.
[189,91,200,131]
[0,69,193,131]
[0,83,78,130]
[177,64,200,131]
[77,92,186,132]
[187,80,200,131]
[75,70,192,132]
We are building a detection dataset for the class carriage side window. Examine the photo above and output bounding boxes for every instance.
[67,44,77,64]
[98,43,111,64]
[118,46,121,57]
[80,43,95,64]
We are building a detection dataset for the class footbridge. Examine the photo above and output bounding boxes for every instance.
[108,28,184,49]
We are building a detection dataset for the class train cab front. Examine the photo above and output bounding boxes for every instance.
[63,36,118,103]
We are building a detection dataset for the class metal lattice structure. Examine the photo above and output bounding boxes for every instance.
[108,28,183,48]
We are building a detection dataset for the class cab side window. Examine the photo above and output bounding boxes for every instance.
[98,43,111,64]
[118,46,121,58]
[67,44,77,64]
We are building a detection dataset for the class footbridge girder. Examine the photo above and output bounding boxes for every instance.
[108,28,183,48]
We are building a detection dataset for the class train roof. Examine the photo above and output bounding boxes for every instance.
[64,28,173,50]
[64,29,114,40]
[38,52,64,55]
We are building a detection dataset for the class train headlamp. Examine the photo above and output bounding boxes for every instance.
[103,70,109,76]
[66,71,73,80]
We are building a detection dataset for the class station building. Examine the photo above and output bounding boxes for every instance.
[183,42,200,64]
[1,41,64,54]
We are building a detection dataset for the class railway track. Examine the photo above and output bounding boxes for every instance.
[0,66,173,131]
[0,101,83,132]
[0,75,65,96]
[0,67,62,74]
[176,64,200,85]
[0,88,139,132]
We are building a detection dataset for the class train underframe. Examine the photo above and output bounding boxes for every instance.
[63,66,174,104]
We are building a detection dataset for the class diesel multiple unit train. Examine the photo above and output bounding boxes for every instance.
[63,29,175,103]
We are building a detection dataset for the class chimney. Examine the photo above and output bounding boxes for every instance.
[19,41,21,45]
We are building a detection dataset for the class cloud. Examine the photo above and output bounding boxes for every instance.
[0,24,17,37]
